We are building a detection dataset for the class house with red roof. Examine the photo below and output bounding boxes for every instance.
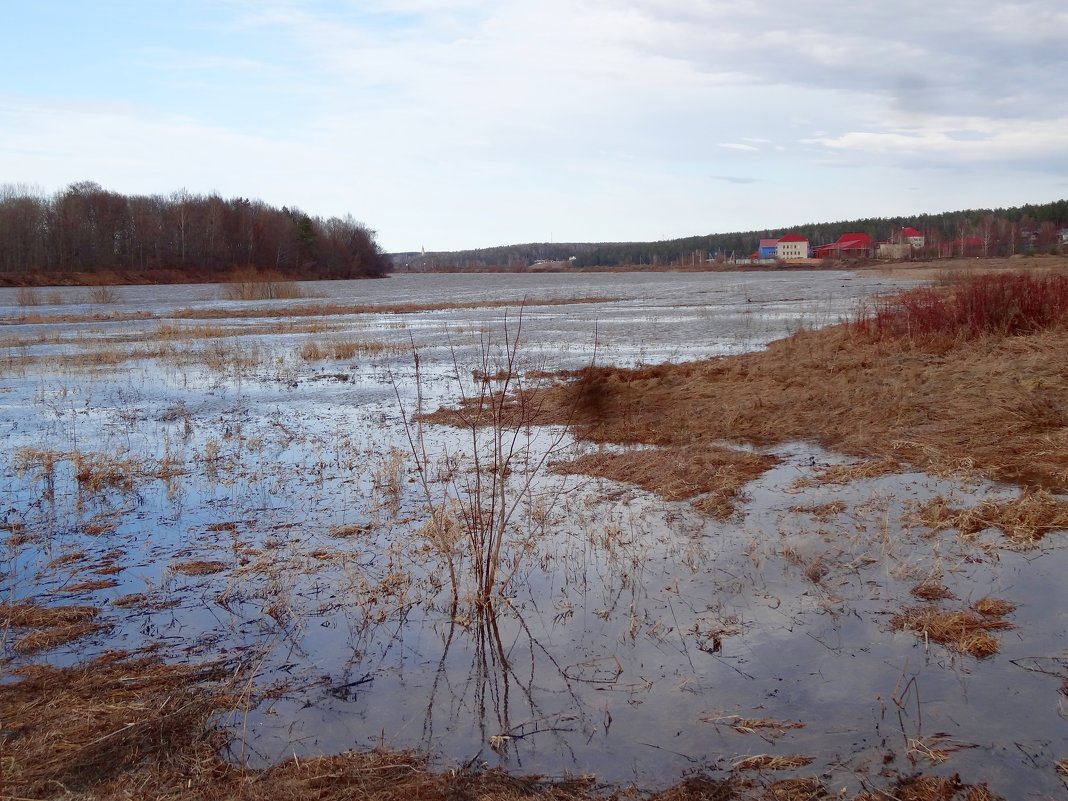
[812,233,873,260]
[891,226,925,248]
[776,233,809,260]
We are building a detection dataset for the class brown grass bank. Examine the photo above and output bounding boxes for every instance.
[487,272,1068,516]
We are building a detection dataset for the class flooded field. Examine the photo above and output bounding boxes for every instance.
[2,271,1066,798]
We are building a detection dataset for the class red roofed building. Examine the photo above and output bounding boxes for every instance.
[812,233,873,260]
[892,227,925,248]
[776,233,809,260]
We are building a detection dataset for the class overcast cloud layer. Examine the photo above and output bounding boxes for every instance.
[3,0,1067,251]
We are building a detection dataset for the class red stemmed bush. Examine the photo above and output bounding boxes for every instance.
[855,272,1068,340]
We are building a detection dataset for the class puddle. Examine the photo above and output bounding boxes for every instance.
[3,271,1066,796]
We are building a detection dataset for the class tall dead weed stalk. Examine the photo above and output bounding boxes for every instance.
[395,310,575,610]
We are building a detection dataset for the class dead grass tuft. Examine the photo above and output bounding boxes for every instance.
[301,338,402,361]
[910,581,956,601]
[916,490,1068,545]
[1,601,104,654]
[854,773,1002,801]
[73,451,144,492]
[788,501,847,522]
[1,601,99,628]
[793,460,902,489]
[329,522,374,538]
[891,603,1014,658]
[172,559,228,576]
[61,578,120,593]
[733,754,815,771]
[649,775,739,800]
[970,596,1016,617]
[765,778,828,801]
[14,621,107,654]
[703,715,806,739]
[554,445,778,520]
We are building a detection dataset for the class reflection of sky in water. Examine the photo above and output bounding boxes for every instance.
[3,272,1066,796]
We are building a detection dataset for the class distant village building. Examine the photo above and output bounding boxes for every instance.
[899,226,925,248]
[758,238,779,259]
[813,233,873,260]
[878,226,926,259]
[776,233,808,259]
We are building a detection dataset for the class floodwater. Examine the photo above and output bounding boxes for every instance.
[1,271,1066,798]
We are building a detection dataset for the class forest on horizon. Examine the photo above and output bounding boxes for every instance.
[398,199,1068,271]
[0,182,390,285]
[3,183,1067,285]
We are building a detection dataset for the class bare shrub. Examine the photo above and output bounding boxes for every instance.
[854,272,1068,341]
[88,285,119,304]
[222,268,304,301]
[15,286,42,306]
[396,310,576,609]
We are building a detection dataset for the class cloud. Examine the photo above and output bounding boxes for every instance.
[711,175,761,184]
[3,0,1067,250]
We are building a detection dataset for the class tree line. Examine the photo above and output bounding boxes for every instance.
[0,182,391,283]
[399,200,1068,270]
[571,201,1068,267]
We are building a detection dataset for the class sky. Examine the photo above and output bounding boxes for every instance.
[3,1,1067,253]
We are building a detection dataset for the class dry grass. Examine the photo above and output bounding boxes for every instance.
[733,754,815,771]
[792,459,902,488]
[890,602,1015,658]
[511,278,1068,493]
[910,581,956,601]
[72,451,144,492]
[60,578,120,593]
[554,445,778,519]
[13,621,107,654]
[970,596,1016,617]
[1,601,104,654]
[702,715,806,739]
[763,779,828,801]
[301,338,402,361]
[0,601,99,628]
[788,501,847,522]
[172,559,228,576]
[854,774,1001,801]
[328,522,374,538]
[915,491,1068,545]
[7,295,617,327]
[0,652,233,798]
